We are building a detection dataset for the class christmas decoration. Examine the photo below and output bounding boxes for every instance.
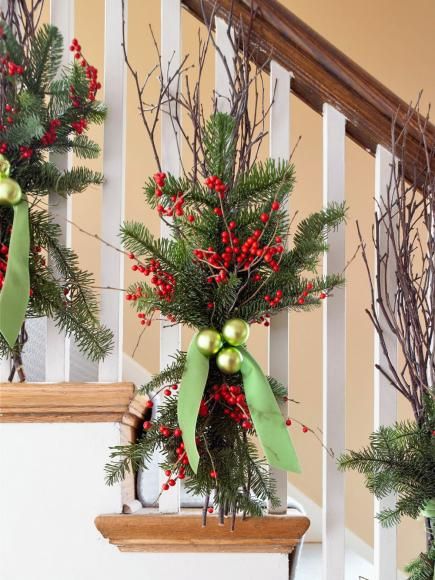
[0,9,112,378]
[105,6,346,522]
[338,103,435,579]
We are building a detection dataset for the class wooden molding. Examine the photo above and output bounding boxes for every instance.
[0,382,148,425]
[95,510,310,553]
[182,0,435,186]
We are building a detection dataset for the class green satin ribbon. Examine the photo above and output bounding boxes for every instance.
[0,198,30,348]
[177,333,301,474]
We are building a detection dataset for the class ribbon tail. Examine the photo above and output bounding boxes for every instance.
[0,199,30,348]
[239,347,301,473]
[177,334,210,473]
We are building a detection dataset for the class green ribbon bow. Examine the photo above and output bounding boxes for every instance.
[177,330,301,475]
[0,156,30,348]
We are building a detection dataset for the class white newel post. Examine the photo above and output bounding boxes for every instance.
[45,0,75,382]
[158,0,182,513]
[268,60,291,514]
[322,104,346,580]
[374,145,397,580]
[98,0,126,382]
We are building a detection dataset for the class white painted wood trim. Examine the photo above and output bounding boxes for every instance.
[322,103,346,580]
[215,17,234,113]
[46,0,74,382]
[98,0,126,382]
[158,0,182,514]
[268,60,291,514]
[374,145,397,580]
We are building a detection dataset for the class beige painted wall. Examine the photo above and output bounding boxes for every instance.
[70,0,433,570]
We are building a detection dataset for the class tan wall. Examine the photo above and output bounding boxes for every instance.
[71,0,432,570]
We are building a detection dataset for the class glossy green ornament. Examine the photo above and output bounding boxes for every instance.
[216,346,243,374]
[0,177,22,206]
[222,318,250,346]
[196,328,223,357]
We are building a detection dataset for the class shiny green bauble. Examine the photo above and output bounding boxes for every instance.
[0,177,22,206]
[222,318,250,347]
[216,346,243,374]
[196,328,223,357]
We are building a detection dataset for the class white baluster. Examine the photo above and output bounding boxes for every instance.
[45,0,74,382]
[98,0,126,382]
[374,145,397,580]
[322,104,346,580]
[158,0,182,514]
[268,60,291,514]
[215,17,234,113]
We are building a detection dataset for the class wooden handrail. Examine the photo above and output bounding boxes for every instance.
[183,0,435,183]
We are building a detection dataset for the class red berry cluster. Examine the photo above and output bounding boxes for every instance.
[41,119,61,146]
[0,143,7,154]
[264,289,283,308]
[19,146,33,160]
[296,281,328,305]
[1,56,23,77]
[0,243,8,290]
[211,384,253,430]
[71,119,87,134]
[153,171,166,192]
[0,104,18,135]
[204,175,227,197]
[69,38,101,102]
[153,173,186,218]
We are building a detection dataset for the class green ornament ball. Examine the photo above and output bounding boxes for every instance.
[0,177,22,206]
[222,318,250,347]
[216,346,243,374]
[196,328,223,357]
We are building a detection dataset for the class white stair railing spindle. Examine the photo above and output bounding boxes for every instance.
[322,104,346,580]
[158,0,182,514]
[98,0,126,382]
[46,0,74,382]
[374,145,397,580]
[215,17,234,114]
[268,60,291,514]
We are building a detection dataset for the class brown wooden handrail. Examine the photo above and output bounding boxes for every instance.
[182,0,435,183]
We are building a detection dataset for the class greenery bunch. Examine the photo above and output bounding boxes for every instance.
[339,397,435,579]
[0,21,112,368]
[106,111,346,519]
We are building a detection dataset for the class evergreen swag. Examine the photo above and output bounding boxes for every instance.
[0,19,112,372]
[105,113,346,518]
[339,398,435,579]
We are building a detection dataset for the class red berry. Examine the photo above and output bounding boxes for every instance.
[164,388,171,396]
[146,400,154,408]
[174,428,182,437]
[260,213,269,224]
[320,292,327,300]
[210,470,218,479]
[302,425,309,433]
[271,201,280,211]
[298,297,305,305]
[168,479,176,487]
[143,421,152,430]
[164,469,171,476]
[207,507,214,513]
[187,215,195,222]
[286,418,292,426]
[162,483,169,491]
